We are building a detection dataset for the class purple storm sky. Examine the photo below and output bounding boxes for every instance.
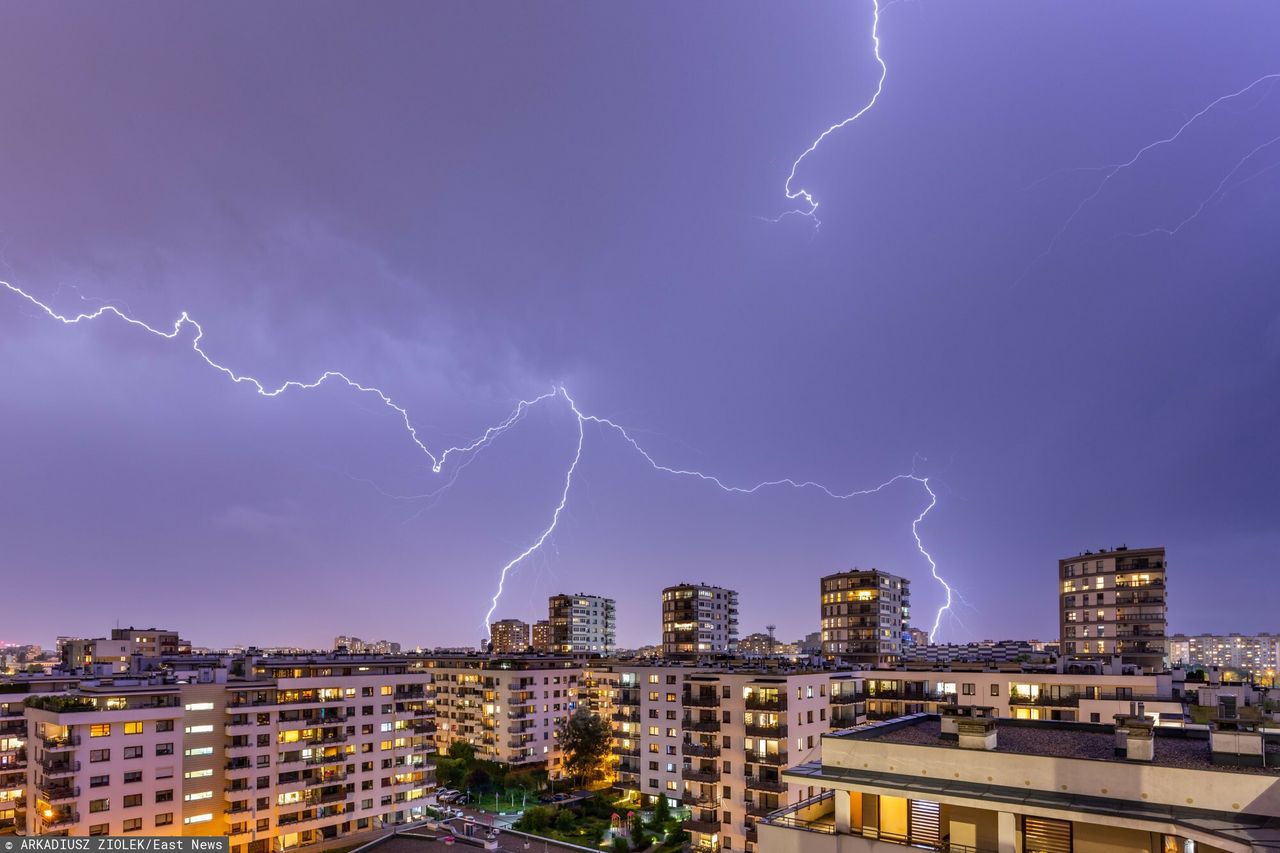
[1,2,1278,651]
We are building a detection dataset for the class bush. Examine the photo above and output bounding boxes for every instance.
[631,833,653,851]
[612,837,630,853]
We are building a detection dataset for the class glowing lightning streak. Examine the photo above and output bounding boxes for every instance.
[1,280,554,475]
[4,281,958,640]
[1026,72,1280,272]
[771,0,887,226]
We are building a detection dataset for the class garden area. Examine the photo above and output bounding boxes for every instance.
[513,792,688,852]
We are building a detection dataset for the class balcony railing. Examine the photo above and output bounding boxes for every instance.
[744,751,786,766]
[743,799,774,817]
[744,775,785,793]
[683,718,721,732]
[744,721,787,738]
[745,695,785,712]
[612,744,640,757]
[681,766,721,783]
[611,710,640,723]
[38,758,79,776]
[684,815,722,834]
[1008,694,1080,707]
[682,692,720,708]
[39,784,79,802]
[683,742,721,758]
[40,735,80,750]
[829,693,867,705]
[681,793,721,809]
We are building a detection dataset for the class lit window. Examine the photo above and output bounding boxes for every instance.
[123,722,144,735]
[183,813,213,825]
[90,724,111,738]
[184,702,214,712]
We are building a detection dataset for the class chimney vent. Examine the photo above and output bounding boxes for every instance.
[956,718,997,751]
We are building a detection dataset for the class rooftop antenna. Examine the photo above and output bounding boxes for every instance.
[766,624,777,657]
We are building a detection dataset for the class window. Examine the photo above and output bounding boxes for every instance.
[155,813,173,827]
[185,724,214,734]
[156,743,173,756]
[90,724,111,738]
[90,775,109,788]
[90,799,110,813]
[89,824,109,836]
[962,684,975,696]
[257,818,270,832]
[184,746,213,757]
[123,818,143,833]
[123,721,144,735]
[184,702,214,712]
[185,769,212,779]
[156,790,174,803]
[90,749,110,763]
[184,791,213,802]
[123,771,143,784]
[990,684,1000,697]
[156,719,174,732]
[123,746,143,759]
[183,814,213,825]
[123,794,143,808]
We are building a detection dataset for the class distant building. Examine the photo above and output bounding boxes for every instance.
[799,631,823,655]
[531,620,554,653]
[548,593,616,654]
[333,636,401,654]
[820,569,911,666]
[901,640,1054,665]
[905,627,930,647]
[489,619,531,654]
[1060,546,1167,673]
[661,583,739,658]
[1169,633,1280,673]
[109,626,180,657]
[737,632,800,658]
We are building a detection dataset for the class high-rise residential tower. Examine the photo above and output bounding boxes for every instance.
[489,619,531,654]
[547,594,616,655]
[820,569,911,666]
[1059,545,1168,673]
[661,584,739,658]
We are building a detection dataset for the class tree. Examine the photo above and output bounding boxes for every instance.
[465,764,492,792]
[612,836,630,853]
[557,709,613,787]
[447,741,477,763]
[649,794,670,831]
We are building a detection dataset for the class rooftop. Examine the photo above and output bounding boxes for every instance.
[364,829,593,853]
[844,715,1280,776]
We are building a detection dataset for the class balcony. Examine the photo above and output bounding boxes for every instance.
[744,721,787,738]
[225,801,252,815]
[611,743,640,757]
[611,709,640,723]
[681,766,721,783]
[829,692,866,705]
[682,692,720,708]
[745,694,785,712]
[1008,694,1080,708]
[744,751,786,766]
[306,772,347,787]
[744,775,785,793]
[683,718,721,733]
[39,735,80,751]
[41,812,79,830]
[681,792,721,809]
[743,799,774,817]
[684,815,722,834]
[40,784,80,803]
[682,742,721,758]
[38,758,79,777]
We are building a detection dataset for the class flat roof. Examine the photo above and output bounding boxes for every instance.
[368,829,593,853]
[841,715,1280,776]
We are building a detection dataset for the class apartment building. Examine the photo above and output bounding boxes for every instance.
[901,640,1054,666]
[761,711,1279,853]
[820,569,911,666]
[603,663,866,853]
[1170,634,1280,675]
[661,584,739,659]
[1060,545,1168,673]
[531,622,553,654]
[488,620,531,655]
[859,668,1187,725]
[1,654,436,849]
[548,594,616,655]
[423,656,581,776]
[110,628,181,659]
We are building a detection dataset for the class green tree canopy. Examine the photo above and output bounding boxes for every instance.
[557,709,614,787]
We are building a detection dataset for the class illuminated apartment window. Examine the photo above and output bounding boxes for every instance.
[184,702,214,712]
[123,722,144,735]
[183,813,213,825]
[90,724,111,738]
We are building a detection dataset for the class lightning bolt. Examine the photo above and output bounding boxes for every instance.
[770,0,887,227]
[4,281,958,641]
[1026,72,1280,272]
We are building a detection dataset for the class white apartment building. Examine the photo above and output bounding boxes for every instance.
[2,654,435,850]
[547,594,616,655]
[662,584,740,659]
[761,711,1280,853]
[1169,634,1280,675]
[603,663,866,853]
[424,656,582,777]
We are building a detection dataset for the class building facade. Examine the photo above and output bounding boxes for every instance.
[661,584,739,659]
[547,594,616,655]
[424,656,581,775]
[488,620,531,655]
[820,569,912,666]
[761,711,1278,853]
[531,622,553,654]
[1,654,435,850]
[1059,546,1168,672]
[1169,633,1280,675]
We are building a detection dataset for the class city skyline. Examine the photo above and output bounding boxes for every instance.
[3,2,1279,650]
